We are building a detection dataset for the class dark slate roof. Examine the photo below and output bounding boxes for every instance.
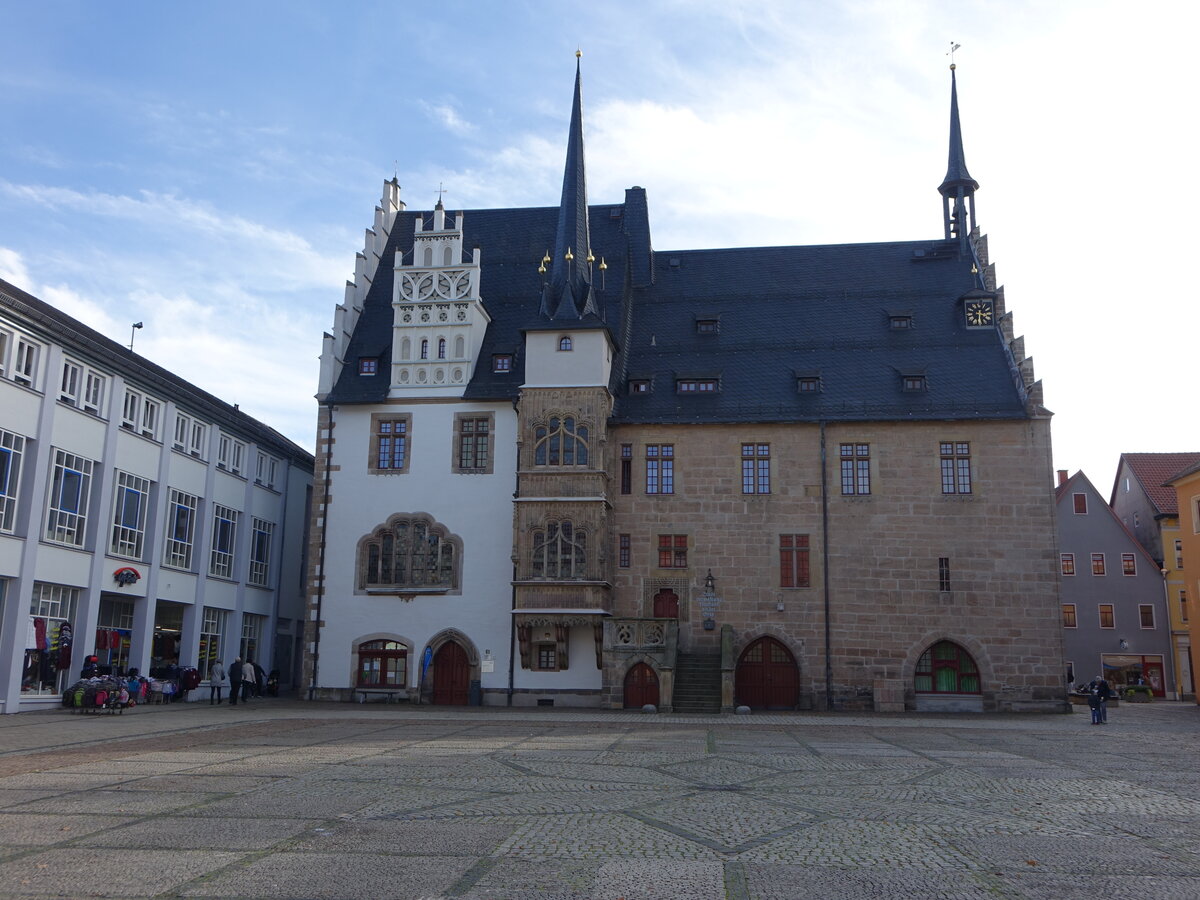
[0,278,314,468]
[327,196,642,405]
[329,198,1029,424]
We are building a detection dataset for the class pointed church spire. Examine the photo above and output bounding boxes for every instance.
[938,64,979,248]
[541,53,595,320]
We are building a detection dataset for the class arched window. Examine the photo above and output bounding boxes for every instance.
[531,520,587,579]
[533,416,589,466]
[357,640,407,687]
[420,339,429,360]
[914,641,980,693]
[400,337,411,360]
[443,246,453,266]
[423,247,433,266]
[438,338,446,359]
[558,336,573,351]
[360,516,458,590]
[454,336,465,358]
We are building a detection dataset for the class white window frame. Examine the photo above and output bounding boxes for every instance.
[240,612,263,661]
[249,517,274,587]
[59,358,82,405]
[164,489,198,570]
[140,396,160,439]
[198,606,227,681]
[173,413,191,449]
[256,452,278,489]
[45,449,93,546]
[190,420,207,457]
[83,368,105,414]
[0,327,10,376]
[209,504,239,578]
[13,336,39,387]
[110,471,151,559]
[27,583,79,695]
[1139,603,1156,629]
[122,389,141,429]
[0,429,25,533]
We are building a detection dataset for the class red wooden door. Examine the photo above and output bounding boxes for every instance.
[432,641,469,705]
[623,663,660,708]
[652,589,679,618]
[1144,661,1166,697]
[736,637,798,709]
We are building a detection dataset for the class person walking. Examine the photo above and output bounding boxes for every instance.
[1095,676,1113,724]
[228,658,243,706]
[1087,689,1103,725]
[241,657,256,704]
[209,661,227,705]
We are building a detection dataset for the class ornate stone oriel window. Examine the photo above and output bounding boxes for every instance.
[359,514,460,592]
[530,520,587,579]
[533,416,589,466]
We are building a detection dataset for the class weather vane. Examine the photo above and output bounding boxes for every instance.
[435,182,448,204]
[947,41,962,67]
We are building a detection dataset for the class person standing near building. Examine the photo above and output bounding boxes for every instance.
[1095,676,1113,724]
[241,658,256,704]
[228,658,243,706]
[209,660,227,705]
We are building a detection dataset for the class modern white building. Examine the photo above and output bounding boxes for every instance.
[0,278,314,713]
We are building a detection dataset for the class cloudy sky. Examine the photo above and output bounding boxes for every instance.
[1,0,1193,491]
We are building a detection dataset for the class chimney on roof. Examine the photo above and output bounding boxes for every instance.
[1057,469,1068,486]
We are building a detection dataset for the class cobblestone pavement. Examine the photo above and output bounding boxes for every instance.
[0,700,1198,899]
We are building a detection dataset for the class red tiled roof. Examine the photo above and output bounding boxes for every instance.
[1118,453,1200,516]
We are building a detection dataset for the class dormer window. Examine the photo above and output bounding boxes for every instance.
[492,354,513,373]
[359,358,378,376]
[558,336,573,352]
[889,315,913,330]
[902,374,927,392]
[695,319,719,335]
[797,376,821,394]
[677,379,717,393]
[629,380,650,394]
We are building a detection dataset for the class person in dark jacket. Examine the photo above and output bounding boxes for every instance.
[1087,690,1103,724]
[1094,676,1113,723]
[228,658,243,706]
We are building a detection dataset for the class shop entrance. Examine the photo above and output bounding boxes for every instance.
[1102,654,1167,697]
[735,637,799,709]
[151,600,183,677]
[623,662,660,708]
[97,596,134,674]
[432,640,469,705]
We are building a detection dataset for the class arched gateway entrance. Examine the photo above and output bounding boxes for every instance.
[735,637,799,709]
[431,640,470,705]
[623,663,660,708]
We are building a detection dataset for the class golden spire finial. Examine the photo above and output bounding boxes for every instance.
[598,258,607,271]
[947,41,961,70]
[576,49,582,58]
[542,250,551,264]
[564,246,574,261]
[586,249,595,264]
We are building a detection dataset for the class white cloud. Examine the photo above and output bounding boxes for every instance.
[421,102,475,137]
[0,247,30,286]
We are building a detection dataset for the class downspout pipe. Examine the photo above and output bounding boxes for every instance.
[820,420,833,710]
[308,407,334,701]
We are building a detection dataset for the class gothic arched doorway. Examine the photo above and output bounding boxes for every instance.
[623,663,660,708]
[736,637,798,709]
[652,588,679,618]
[432,640,469,705]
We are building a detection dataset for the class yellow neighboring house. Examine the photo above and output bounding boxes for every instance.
[1165,461,1200,704]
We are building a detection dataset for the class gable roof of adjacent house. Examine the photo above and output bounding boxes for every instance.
[1112,452,1200,517]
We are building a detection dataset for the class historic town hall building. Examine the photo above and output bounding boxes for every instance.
[304,60,1065,713]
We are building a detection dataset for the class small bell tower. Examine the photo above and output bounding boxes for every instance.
[937,63,980,251]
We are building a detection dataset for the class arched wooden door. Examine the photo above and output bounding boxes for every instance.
[652,589,679,618]
[432,641,469,705]
[623,663,660,708]
[736,637,799,709]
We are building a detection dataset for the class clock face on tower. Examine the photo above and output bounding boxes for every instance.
[965,299,994,327]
